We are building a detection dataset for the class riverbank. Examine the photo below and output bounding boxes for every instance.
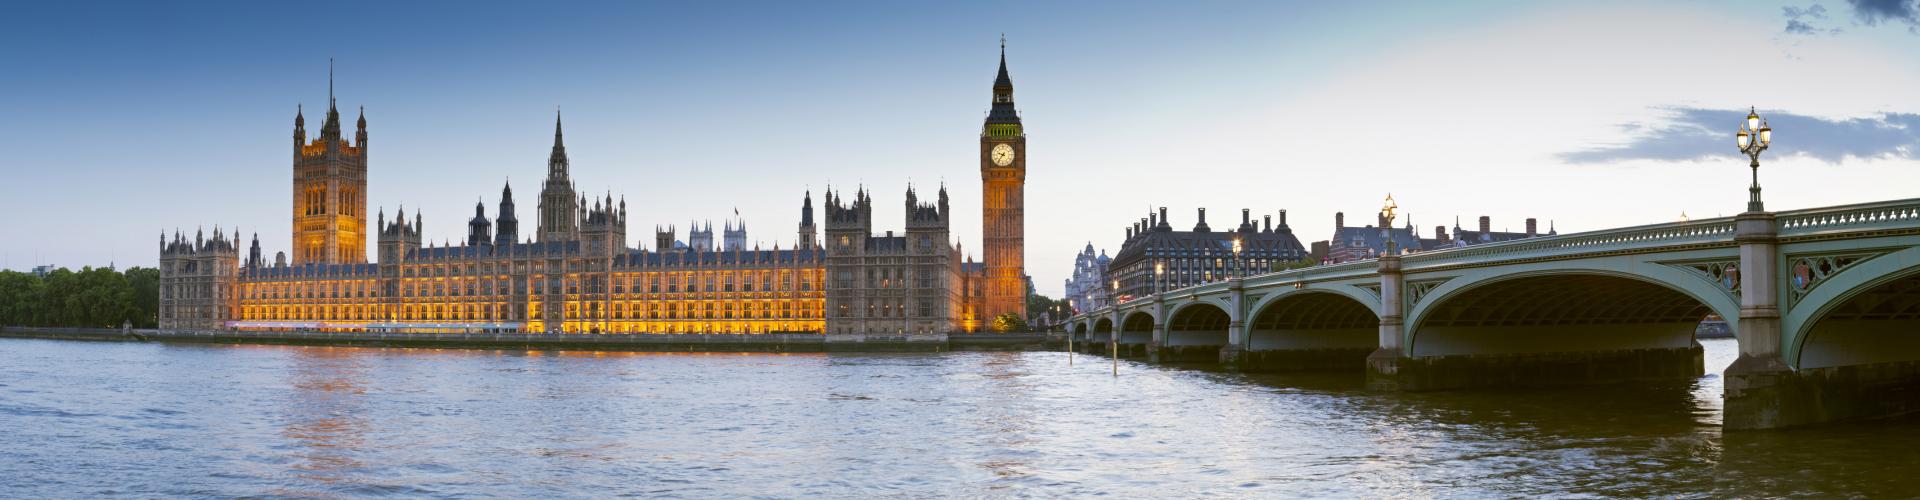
[0,326,1058,353]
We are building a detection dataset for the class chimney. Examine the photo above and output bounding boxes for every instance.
[1263,215,1272,233]
[1158,207,1170,229]
[1279,210,1289,228]
[1335,212,1345,229]
[1526,218,1538,236]
[1478,216,1491,234]
[1241,208,1251,228]
[1127,226,1134,239]
[1149,211,1158,228]
[1377,212,1388,228]
[1436,225,1448,241]
[1196,208,1209,232]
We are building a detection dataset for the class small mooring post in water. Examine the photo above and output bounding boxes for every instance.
[1111,332,1118,377]
[1067,328,1073,366]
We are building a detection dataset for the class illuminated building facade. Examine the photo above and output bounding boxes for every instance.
[291,68,369,266]
[160,50,1024,335]
[978,40,1030,325]
[160,93,831,333]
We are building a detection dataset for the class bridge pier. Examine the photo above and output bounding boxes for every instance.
[1366,254,1410,390]
[1369,342,1705,391]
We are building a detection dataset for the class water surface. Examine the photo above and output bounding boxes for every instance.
[2,338,1915,497]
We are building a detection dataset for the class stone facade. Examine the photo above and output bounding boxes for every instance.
[822,186,967,334]
[290,78,369,266]
[1063,243,1110,315]
[1107,207,1308,301]
[158,56,1024,335]
[979,42,1029,325]
[158,229,239,330]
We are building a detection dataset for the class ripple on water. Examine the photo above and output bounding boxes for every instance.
[2,337,1920,497]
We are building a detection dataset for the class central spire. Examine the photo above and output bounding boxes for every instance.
[993,35,1013,92]
[548,109,569,178]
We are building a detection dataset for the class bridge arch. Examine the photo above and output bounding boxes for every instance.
[1117,311,1155,357]
[1406,270,1717,360]
[1245,284,1383,322]
[1162,301,1231,362]
[1788,247,1920,370]
[1246,290,1379,356]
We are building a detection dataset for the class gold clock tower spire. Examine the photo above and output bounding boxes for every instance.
[980,38,1027,326]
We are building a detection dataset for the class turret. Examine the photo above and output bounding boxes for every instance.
[293,105,305,151]
[655,224,677,252]
[798,190,818,250]
[495,181,519,246]
[248,233,263,270]
[468,200,493,247]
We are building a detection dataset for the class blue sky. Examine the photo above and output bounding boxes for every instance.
[3,1,1918,295]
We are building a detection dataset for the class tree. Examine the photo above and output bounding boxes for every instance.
[0,271,45,326]
[0,266,145,328]
[989,312,1025,333]
[125,267,160,328]
[72,266,134,327]
[1272,257,1321,272]
[40,267,80,326]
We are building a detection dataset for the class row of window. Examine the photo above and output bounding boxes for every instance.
[241,300,825,322]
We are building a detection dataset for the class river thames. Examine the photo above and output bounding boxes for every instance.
[2,337,1916,497]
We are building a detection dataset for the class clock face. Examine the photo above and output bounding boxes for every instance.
[990,143,1015,167]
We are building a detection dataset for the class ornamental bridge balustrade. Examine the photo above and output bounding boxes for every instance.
[1069,198,1920,429]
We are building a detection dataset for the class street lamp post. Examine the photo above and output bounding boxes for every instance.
[1062,304,1072,365]
[1381,194,1399,255]
[1736,107,1773,213]
[1110,279,1120,376]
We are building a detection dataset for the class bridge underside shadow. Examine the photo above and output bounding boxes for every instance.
[1730,271,1920,429]
[1117,313,1153,358]
[1230,292,1377,371]
[1159,304,1229,363]
[1079,318,1113,355]
[1373,274,1708,391]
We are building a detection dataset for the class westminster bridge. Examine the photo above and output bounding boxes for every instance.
[1066,198,1920,429]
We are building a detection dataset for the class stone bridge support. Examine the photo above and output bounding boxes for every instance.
[1723,211,1798,429]
[1219,279,1249,369]
[1366,255,1410,389]
[1726,211,1920,429]
[1368,259,1710,391]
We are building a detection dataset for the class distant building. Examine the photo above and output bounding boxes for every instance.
[1108,207,1307,301]
[1062,242,1111,314]
[1322,209,1555,264]
[30,265,57,278]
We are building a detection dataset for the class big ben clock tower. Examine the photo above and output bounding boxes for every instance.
[980,38,1027,325]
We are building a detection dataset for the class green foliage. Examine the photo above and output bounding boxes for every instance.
[1272,257,1321,272]
[0,266,152,328]
[126,267,160,328]
[989,312,1025,333]
[0,271,46,326]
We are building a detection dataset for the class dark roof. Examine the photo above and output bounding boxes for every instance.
[1109,226,1308,272]
[1330,226,1429,255]
[866,236,906,253]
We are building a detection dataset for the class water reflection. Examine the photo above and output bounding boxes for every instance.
[280,346,372,485]
[3,337,1920,497]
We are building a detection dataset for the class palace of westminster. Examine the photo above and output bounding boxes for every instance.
[158,48,1031,334]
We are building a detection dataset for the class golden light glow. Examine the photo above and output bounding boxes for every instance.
[231,257,827,334]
